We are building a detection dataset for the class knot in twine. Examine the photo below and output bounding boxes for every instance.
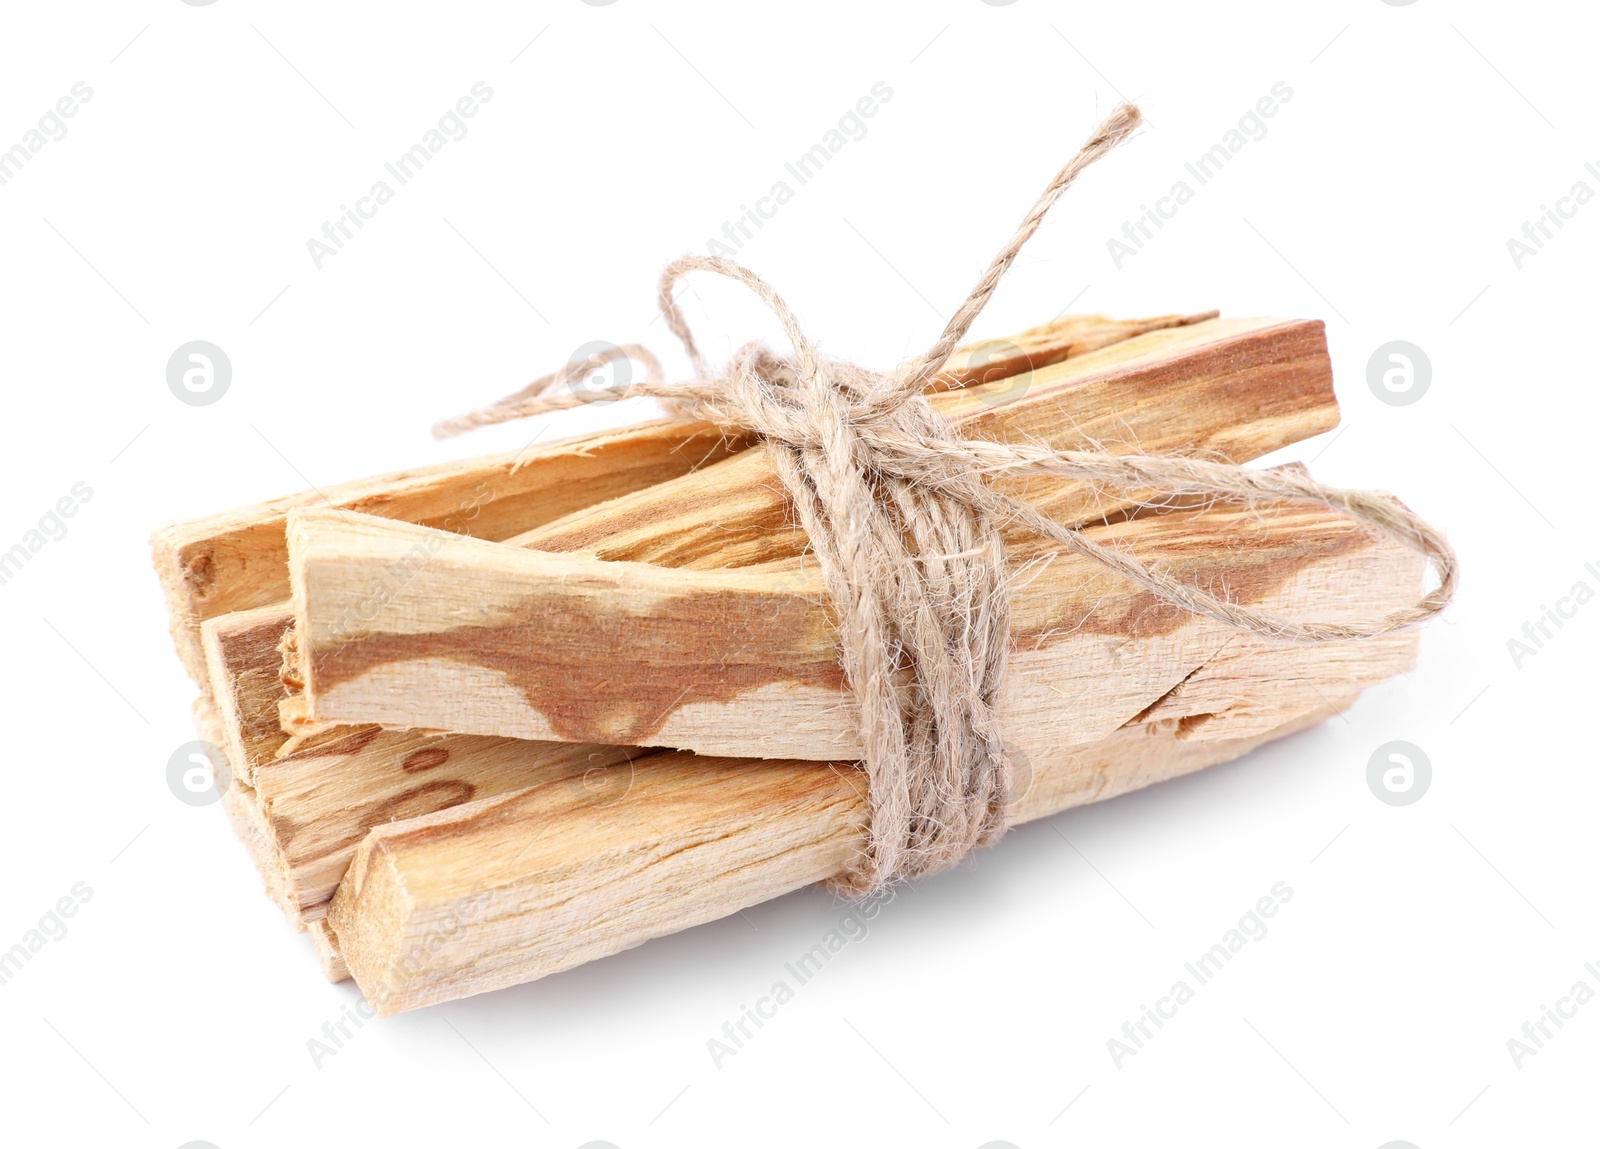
[436,104,1456,895]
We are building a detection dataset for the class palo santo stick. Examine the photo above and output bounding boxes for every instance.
[201,314,1285,754]
[199,604,650,923]
[202,605,301,785]
[511,315,1335,568]
[152,420,749,689]
[252,729,648,922]
[289,497,1416,760]
[190,315,1248,777]
[203,331,1281,932]
[154,312,1199,691]
[183,310,1204,742]
[927,308,1216,388]
[284,314,1342,751]
[329,515,1422,1015]
[196,315,1209,919]
[328,639,1388,1013]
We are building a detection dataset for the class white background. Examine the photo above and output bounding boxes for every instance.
[1,1,1595,1146]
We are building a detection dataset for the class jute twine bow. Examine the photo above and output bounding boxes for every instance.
[436,104,1456,895]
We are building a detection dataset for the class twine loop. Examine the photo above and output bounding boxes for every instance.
[435,104,1456,893]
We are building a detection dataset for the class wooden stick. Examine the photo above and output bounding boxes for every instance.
[215,489,1374,926]
[312,498,1419,1014]
[192,313,1216,924]
[285,314,1342,752]
[175,310,1214,745]
[252,729,648,923]
[198,601,654,922]
[926,309,1216,388]
[328,616,1399,1012]
[509,315,1335,567]
[289,495,1415,759]
[267,314,1332,747]
[153,311,1201,690]
[326,497,1422,1013]
[152,420,749,689]
[201,605,301,786]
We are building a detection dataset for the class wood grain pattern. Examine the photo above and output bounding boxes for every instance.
[199,601,654,923]
[201,605,299,786]
[152,420,749,688]
[290,499,1415,761]
[928,309,1216,389]
[253,730,647,922]
[253,314,1326,749]
[512,316,1335,568]
[327,627,1389,1013]
[190,314,1213,924]
[156,305,1414,1015]
[174,310,1210,741]
[153,311,1201,690]
[326,525,1418,1014]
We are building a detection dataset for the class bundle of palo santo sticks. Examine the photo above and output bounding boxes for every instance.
[152,309,1432,1013]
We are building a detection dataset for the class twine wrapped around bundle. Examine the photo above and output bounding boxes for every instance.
[435,104,1456,894]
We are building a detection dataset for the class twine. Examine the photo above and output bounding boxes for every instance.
[435,104,1456,894]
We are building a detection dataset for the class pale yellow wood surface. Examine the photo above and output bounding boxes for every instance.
[153,312,1202,690]
[199,606,653,923]
[156,307,1391,1015]
[253,730,646,922]
[290,499,1416,761]
[152,420,749,688]
[327,641,1384,1013]
[314,494,1424,1011]
[186,312,1306,919]
[513,316,1336,568]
